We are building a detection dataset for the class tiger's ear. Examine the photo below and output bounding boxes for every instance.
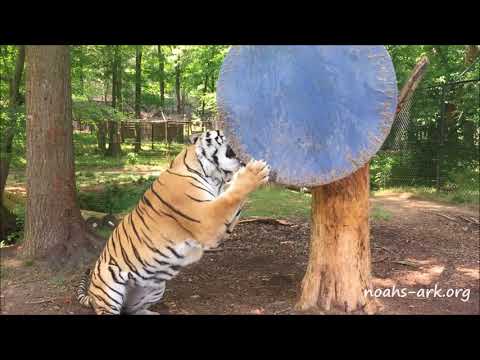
[189,133,202,145]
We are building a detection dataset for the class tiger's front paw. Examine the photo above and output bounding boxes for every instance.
[232,159,270,195]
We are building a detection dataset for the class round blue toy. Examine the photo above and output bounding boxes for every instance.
[217,46,398,187]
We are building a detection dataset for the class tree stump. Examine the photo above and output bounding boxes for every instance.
[296,164,377,313]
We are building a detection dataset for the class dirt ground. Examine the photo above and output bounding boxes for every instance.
[1,192,479,315]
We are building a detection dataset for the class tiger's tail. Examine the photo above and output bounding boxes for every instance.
[76,269,92,308]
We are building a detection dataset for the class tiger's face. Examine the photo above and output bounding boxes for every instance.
[192,130,244,183]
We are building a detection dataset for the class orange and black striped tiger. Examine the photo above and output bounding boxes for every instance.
[76,130,270,314]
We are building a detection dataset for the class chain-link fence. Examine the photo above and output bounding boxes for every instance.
[371,79,479,202]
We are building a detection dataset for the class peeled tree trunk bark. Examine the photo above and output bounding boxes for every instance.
[296,165,377,313]
[21,46,97,264]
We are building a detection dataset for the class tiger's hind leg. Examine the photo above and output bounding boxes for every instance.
[88,262,129,315]
[123,280,166,315]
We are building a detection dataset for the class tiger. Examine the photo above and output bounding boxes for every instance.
[76,130,270,315]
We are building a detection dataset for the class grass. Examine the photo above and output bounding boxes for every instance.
[26,133,480,251]
[371,206,392,221]
[9,132,183,173]
[23,260,35,267]
[79,182,393,228]
[244,185,311,219]
[77,181,312,220]
[0,266,12,281]
[78,179,154,215]
[50,274,66,287]
[95,226,114,240]
[74,132,183,169]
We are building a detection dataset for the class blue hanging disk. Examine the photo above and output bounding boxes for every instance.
[217,46,397,187]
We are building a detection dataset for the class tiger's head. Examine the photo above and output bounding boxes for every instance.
[190,130,245,184]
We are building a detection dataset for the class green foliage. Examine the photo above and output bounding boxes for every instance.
[126,152,139,165]
[73,100,126,124]
[72,132,180,169]
[370,151,403,190]
[0,106,26,168]
[386,45,480,88]
[0,46,24,108]
[3,203,26,245]
[95,226,114,240]
[3,44,479,250]
[78,179,154,215]
[444,166,480,201]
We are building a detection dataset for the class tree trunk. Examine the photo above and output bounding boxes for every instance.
[201,74,208,118]
[396,56,429,113]
[22,46,97,264]
[79,47,84,95]
[96,121,107,153]
[106,46,121,157]
[104,78,109,104]
[117,47,123,112]
[175,64,181,113]
[106,121,121,157]
[111,46,117,109]
[465,45,479,65]
[181,88,186,114]
[117,52,124,143]
[296,164,377,313]
[158,45,165,108]
[134,45,142,153]
[0,45,25,241]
